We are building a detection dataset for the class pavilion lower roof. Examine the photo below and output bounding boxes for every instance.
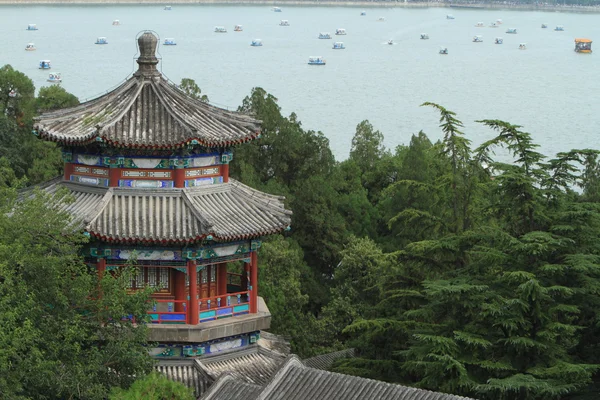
[33,76,261,149]
[32,178,291,244]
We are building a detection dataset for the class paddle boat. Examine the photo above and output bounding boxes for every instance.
[112,20,120,26]
[541,24,548,29]
[8,90,17,98]
[39,60,51,69]
[318,32,332,39]
[251,39,263,47]
[575,38,592,53]
[163,38,176,45]
[495,37,503,44]
[361,11,366,16]
[335,28,346,36]
[387,39,394,45]
[95,37,108,45]
[496,19,503,24]
[280,20,290,26]
[473,35,483,42]
[446,14,455,19]
[489,22,498,28]
[234,25,243,32]
[47,72,61,83]
[332,42,345,49]
[164,5,172,10]
[506,28,517,34]
[272,6,282,12]
[27,24,38,31]
[519,43,527,50]
[439,47,448,54]
[25,43,36,51]
[475,22,484,27]
[555,25,564,31]
[378,17,385,22]
[308,56,326,65]
[420,33,429,40]
[214,26,227,33]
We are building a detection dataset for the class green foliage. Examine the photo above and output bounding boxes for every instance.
[178,78,209,103]
[37,85,79,112]
[110,372,195,400]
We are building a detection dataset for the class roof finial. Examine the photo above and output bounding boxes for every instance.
[134,31,160,77]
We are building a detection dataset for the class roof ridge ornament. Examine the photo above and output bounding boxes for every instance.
[134,31,161,78]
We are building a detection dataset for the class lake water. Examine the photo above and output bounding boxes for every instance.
[1,4,599,160]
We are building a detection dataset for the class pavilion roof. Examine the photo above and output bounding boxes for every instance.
[33,32,261,150]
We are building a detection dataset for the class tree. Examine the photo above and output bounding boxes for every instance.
[110,373,195,400]
[37,85,79,112]
[178,78,208,103]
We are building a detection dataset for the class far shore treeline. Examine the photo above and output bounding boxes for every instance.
[3,64,600,399]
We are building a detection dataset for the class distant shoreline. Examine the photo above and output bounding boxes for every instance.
[1,0,599,13]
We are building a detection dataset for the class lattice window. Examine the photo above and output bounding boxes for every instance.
[210,265,216,283]
[159,268,169,289]
[126,267,171,292]
[148,267,158,287]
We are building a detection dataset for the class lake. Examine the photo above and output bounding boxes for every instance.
[1,4,599,160]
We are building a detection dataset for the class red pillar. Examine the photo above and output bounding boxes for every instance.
[97,257,106,280]
[222,164,229,183]
[250,251,258,313]
[109,167,120,187]
[174,269,186,313]
[218,263,228,295]
[187,260,199,325]
[63,162,73,181]
[174,168,185,188]
[242,262,250,292]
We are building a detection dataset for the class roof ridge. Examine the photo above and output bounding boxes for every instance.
[98,79,146,134]
[256,355,305,400]
[181,189,215,233]
[84,187,114,227]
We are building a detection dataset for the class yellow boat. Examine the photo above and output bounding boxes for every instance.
[575,38,592,53]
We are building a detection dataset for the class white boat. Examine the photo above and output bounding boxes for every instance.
[8,90,17,98]
[234,25,243,32]
[420,33,429,40]
[332,42,345,49]
[47,72,61,83]
[360,11,366,16]
[335,28,346,36]
[541,23,548,29]
[555,25,564,31]
[214,26,227,33]
[25,43,36,51]
[95,37,108,45]
[272,6,282,12]
[164,5,172,10]
[26,24,38,31]
[506,28,517,34]
[280,20,290,26]
[308,56,326,65]
[163,38,176,45]
[387,39,394,45]
[439,47,448,54]
[112,19,120,26]
[473,35,483,42]
[318,32,332,39]
[489,22,498,28]
[519,43,527,50]
[251,39,263,47]
[39,60,51,69]
[378,17,385,22]
[496,19,503,24]
[446,14,455,20]
[495,37,503,44]
[475,22,484,27]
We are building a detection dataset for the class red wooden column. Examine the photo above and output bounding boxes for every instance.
[250,251,258,313]
[242,262,250,292]
[218,263,228,295]
[63,162,73,181]
[174,269,186,313]
[187,260,199,325]
[96,257,106,280]
[109,167,120,188]
[174,167,185,188]
[221,164,229,183]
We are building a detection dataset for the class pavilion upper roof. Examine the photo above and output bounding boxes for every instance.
[33,32,261,150]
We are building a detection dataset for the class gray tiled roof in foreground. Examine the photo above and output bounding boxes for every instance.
[303,348,355,371]
[202,355,477,400]
[33,178,291,243]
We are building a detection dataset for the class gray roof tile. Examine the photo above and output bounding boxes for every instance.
[303,348,355,371]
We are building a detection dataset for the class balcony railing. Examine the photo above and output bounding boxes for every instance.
[149,299,187,324]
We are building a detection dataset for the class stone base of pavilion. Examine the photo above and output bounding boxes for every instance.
[148,297,271,344]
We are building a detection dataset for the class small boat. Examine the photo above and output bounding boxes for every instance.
[475,22,484,27]
[473,35,483,42]
[272,6,282,12]
[280,20,290,26]
[251,39,263,47]
[335,28,346,36]
[26,24,38,31]
[489,22,498,28]
[420,33,429,40]
[95,37,108,45]
[163,38,176,45]
[439,47,448,54]
[519,43,527,50]
[495,37,503,44]
[214,26,227,33]
[575,38,592,53]
[378,17,385,22]
[332,41,345,49]
[25,43,36,51]
[446,14,455,20]
[496,19,503,24]
[541,24,548,29]
[164,5,172,10]
[318,32,332,39]
[506,28,517,34]
[308,56,326,65]
[555,25,564,31]
[361,11,366,16]
[234,25,243,32]
[39,60,51,69]
[47,72,61,83]
[387,39,394,45]
[112,19,120,26]
[8,90,17,98]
